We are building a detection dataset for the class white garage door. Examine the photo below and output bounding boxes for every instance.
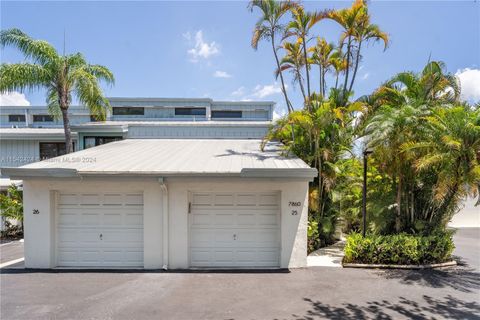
[189,192,280,268]
[57,192,144,267]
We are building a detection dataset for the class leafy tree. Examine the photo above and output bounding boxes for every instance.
[0,185,23,231]
[0,29,114,153]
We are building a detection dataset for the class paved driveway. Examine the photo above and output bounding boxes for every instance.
[1,229,479,320]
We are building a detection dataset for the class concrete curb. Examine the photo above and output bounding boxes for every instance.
[342,260,457,270]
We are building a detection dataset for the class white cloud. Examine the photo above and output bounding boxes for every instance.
[231,86,246,96]
[251,83,285,98]
[213,70,232,78]
[456,68,480,102]
[0,92,31,106]
[184,30,220,62]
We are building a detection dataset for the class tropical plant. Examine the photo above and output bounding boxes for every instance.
[326,0,388,97]
[276,40,307,102]
[249,0,298,113]
[0,185,23,231]
[285,6,326,105]
[310,37,335,97]
[407,106,480,228]
[0,29,114,153]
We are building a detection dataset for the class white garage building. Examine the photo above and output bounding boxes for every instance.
[3,139,316,269]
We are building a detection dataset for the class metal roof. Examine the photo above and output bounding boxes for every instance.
[0,128,78,140]
[2,139,316,180]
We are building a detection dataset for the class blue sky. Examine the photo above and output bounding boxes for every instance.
[1,1,479,116]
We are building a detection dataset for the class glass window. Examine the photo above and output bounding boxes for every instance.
[8,115,26,122]
[112,107,144,115]
[39,142,73,160]
[33,115,54,122]
[211,110,242,118]
[175,108,206,116]
[83,136,123,149]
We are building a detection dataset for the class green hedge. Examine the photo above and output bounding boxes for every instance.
[343,231,455,265]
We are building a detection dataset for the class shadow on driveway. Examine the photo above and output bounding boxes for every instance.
[294,295,480,320]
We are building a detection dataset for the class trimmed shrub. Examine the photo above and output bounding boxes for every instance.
[343,231,455,265]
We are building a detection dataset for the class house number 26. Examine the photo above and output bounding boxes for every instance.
[289,201,301,215]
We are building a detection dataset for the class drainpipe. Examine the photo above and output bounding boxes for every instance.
[158,177,169,270]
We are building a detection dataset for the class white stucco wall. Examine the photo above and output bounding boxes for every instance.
[21,176,309,269]
[449,197,480,228]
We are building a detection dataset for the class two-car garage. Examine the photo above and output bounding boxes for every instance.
[4,139,316,269]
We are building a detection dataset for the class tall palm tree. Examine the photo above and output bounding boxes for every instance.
[249,0,298,113]
[276,40,307,102]
[310,37,335,97]
[347,10,388,93]
[326,0,364,96]
[285,6,327,105]
[0,29,114,153]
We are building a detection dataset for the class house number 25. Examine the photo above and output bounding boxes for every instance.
[289,201,301,215]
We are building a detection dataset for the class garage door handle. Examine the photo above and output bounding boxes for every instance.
[99,234,103,240]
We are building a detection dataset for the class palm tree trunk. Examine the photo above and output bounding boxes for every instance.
[335,72,339,89]
[395,173,402,232]
[297,70,307,103]
[343,36,352,97]
[319,65,323,97]
[302,36,311,105]
[271,36,292,113]
[322,69,327,97]
[348,40,362,94]
[60,106,73,154]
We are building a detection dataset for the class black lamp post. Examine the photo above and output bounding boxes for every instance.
[362,148,373,237]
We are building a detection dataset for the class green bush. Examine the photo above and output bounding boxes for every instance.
[343,231,455,265]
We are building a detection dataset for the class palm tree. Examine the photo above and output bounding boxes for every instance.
[326,0,364,96]
[410,106,480,226]
[276,40,307,102]
[310,37,335,97]
[249,0,298,113]
[285,6,327,105]
[347,9,388,93]
[0,29,114,153]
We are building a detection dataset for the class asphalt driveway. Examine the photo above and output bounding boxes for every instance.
[1,228,479,320]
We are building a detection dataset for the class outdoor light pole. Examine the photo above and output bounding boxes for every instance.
[362,149,373,237]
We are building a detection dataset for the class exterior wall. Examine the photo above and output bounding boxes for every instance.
[0,139,78,176]
[0,107,90,128]
[166,178,309,269]
[449,197,480,228]
[127,125,269,139]
[22,178,164,269]
[0,140,40,169]
[21,177,309,269]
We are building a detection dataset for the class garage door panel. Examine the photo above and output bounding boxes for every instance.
[190,192,280,268]
[57,192,144,267]
[214,213,235,225]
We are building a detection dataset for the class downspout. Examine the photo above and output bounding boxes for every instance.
[158,177,169,270]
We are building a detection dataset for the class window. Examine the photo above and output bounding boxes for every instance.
[112,107,144,116]
[211,110,242,119]
[175,107,206,116]
[39,142,74,160]
[8,115,26,122]
[33,115,54,122]
[84,136,123,149]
